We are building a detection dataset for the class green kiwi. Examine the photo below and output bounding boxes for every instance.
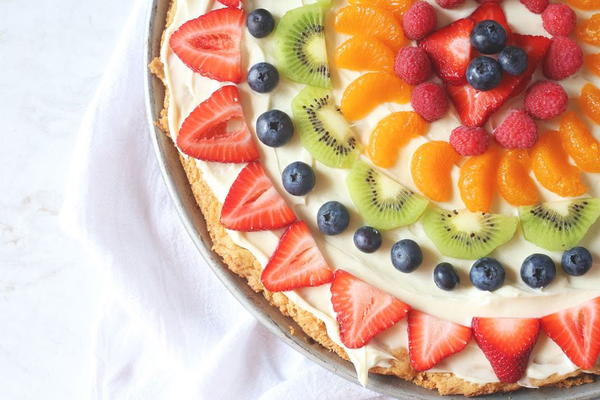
[291,86,359,168]
[422,208,518,260]
[346,161,429,230]
[274,1,331,88]
[519,198,600,251]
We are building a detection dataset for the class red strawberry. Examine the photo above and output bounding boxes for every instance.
[408,311,471,371]
[541,297,600,370]
[217,0,241,7]
[472,317,540,383]
[331,270,410,349]
[418,18,475,86]
[261,221,333,292]
[469,2,512,39]
[169,8,244,83]
[177,86,259,163]
[220,162,296,231]
[447,34,551,127]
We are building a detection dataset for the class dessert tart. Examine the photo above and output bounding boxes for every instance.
[150,0,600,395]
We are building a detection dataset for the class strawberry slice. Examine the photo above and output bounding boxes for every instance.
[169,8,244,83]
[331,270,410,349]
[261,221,333,292]
[408,311,471,371]
[220,162,296,231]
[217,0,241,7]
[177,85,259,163]
[418,18,475,86]
[469,2,512,39]
[447,34,551,127]
[472,317,540,383]
[541,297,600,370]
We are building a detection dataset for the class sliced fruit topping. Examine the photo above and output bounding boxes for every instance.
[408,311,471,371]
[577,14,600,46]
[220,162,296,231]
[261,221,333,292]
[585,53,600,77]
[317,201,350,235]
[418,18,475,86]
[530,130,587,197]
[331,270,410,349]
[341,72,412,121]
[291,86,360,169]
[497,150,539,206]
[518,198,600,252]
[347,161,429,230]
[567,0,599,10]
[542,297,600,370]
[580,83,600,126]
[391,239,423,273]
[177,85,259,163]
[411,141,461,202]
[349,0,414,18]
[472,317,540,383]
[470,257,505,291]
[368,112,429,168]
[275,2,331,88]
[334,5,406,51]
[470,2,512,37]
[422,208,518,260]
[559,110,600,173]
[217,0,241,7]
[335,36,394,73]
[169,8,244,83]
[458,147,501,212]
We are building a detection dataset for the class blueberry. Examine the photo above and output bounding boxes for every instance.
[498,46,528,76]
[466,56,502,91]
[470,20,507,54]
[353,226,382,253]
[282,161,315,196]
[433,262,460,291]
[246,9,275,38]
[317,201,349,235]
[248,62,279,93]
[562,247,593,276]
[470,257,505,291]
[391,239,423,273]
[521,254,556,288]
[256,110,294,147]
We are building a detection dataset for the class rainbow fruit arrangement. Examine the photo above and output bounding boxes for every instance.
[166,0,600,386]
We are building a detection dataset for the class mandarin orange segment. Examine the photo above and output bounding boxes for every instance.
[580,83,600,125]
[585,53,600,77]
[458,147,501,212]
[334,5,406,51]
[531,130,588,197]
[411,141,461,202]
[559,110,600,172]
[335,36,395,72]
[348,0,414,18]
[577,14,600,46]
[497,150,540,206]
[341,72,412,121]
[368,112,429,168]
[567,0,599,10]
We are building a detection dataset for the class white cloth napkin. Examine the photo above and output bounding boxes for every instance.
[62,1,390,398]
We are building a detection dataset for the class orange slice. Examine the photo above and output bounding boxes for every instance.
[585,53,600,77]
[576,14,600,46]
[559,111,600,173]
[497,150,539,206]
[334,5,406,51]
[411,141,461,202]
[348,0,414,18]
[458,147,501,212]
[335,36,395,72]
[567,0,599,10]
[579,83,600,125]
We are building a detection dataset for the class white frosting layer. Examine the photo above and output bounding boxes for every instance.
[161,0,600,386]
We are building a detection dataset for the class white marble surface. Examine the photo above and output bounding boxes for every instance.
[0,1,129,398]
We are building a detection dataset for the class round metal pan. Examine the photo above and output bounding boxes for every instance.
[144,1,599,398]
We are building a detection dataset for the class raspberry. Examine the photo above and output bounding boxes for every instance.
[394,47,432,85]
[450,126,490,156]
[524,81,568,120]
[520,0,549,14]
[543,37,583,80]
[402,1,437,41]
[411,82,449,122]
[435,0,465,9]
[476,0,502,2]
[494,110,538,149]
[542,4,576,37]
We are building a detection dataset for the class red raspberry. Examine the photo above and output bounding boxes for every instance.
[524,81,568,120]
[449,126,490,156]
[476,0,502,2]
[542,4,576,36]
[402,1,437,41]
[394,47,432,85]
[520,0,549,14]
[543,37,583,80]
[435,0,465,9]
[494,110,538,149]
[411,82,449,122]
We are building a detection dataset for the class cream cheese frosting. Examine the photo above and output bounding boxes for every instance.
[160,0,600,386]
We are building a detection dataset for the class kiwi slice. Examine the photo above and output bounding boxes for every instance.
[292,86,360,168]
[519,198,600,251]
[274,1,331,88]
[422,208,518,260]
[346,161,429,230]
